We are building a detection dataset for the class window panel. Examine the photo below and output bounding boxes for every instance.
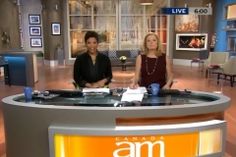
[68,0,167,58]
[70,16,92,29]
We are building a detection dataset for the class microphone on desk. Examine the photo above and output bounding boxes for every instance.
[47,89,83,97]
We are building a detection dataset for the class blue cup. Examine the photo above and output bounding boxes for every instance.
[148,83,160,96]
[24,87,33,102]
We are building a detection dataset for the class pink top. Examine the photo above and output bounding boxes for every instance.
[140,54,167,88]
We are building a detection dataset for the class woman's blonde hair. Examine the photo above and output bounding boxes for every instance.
[143,32,163,56]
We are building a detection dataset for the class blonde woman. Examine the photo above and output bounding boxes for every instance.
[130,32,173,89]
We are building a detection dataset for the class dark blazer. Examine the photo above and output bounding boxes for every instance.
[73,51,112,87]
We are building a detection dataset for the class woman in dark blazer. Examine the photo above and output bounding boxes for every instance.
[73,31,112,88]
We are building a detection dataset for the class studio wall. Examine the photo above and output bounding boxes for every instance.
[214,0,236,53]
[173,0,215,60]
[0,0,21,51]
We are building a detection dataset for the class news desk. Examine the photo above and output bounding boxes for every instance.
[2,89,231,157]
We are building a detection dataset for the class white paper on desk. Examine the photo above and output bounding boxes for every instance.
[121,92,144,102]
[125,87,147,94]
[82,88,110,93]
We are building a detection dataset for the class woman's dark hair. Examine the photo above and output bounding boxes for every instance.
[84,31,99,43]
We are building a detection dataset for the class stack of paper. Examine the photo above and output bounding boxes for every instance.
[82,88,110,93]
[121,87,147,102]
[125,87,147,94]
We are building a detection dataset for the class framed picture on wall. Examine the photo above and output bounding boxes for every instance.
[175,15,199,32]
[29,14,41,25]
[176,33,208,51]
[30,38,42,47]
[51,23,61,35]
[29,26,41,36]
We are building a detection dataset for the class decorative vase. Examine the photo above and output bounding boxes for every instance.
[120,59,126,64]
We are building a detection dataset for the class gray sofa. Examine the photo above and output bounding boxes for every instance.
[100,49,140,67]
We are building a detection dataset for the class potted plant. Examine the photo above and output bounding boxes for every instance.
[119,56,127,64]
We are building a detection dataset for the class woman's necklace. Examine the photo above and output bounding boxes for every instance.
[90,55,97,65]
[145,56,158,75]
[92,57,96,64]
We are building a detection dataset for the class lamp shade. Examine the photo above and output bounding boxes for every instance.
[139,0,153,5]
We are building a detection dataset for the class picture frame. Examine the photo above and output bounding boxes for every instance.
[176,33,208,51]
[30,38,42,47]
[28,14,41,25]
[29,26,41,36]
[175,15,199,32]
[225,3,236,20]
[51,23,61,35]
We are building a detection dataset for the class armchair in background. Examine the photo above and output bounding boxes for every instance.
[204,52,229,78]
[217,57,236,87]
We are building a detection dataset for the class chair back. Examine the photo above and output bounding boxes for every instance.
[222,57,236,75]
[207,52,229,66]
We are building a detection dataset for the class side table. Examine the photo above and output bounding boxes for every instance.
[121,62,126,71]
[190,58,204,71]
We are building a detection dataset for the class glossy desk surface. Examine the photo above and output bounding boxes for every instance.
[3,89,230,117]
[16,90,221,106]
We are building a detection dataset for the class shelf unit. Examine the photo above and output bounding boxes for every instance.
[225,28,236,31]
[224,3,236,58]
[225,20,236,31]
[225,4,236,31]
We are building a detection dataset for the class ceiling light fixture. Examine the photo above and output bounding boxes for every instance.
[139,0,153,6]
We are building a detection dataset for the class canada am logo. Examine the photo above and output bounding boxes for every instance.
[113,136,165,157]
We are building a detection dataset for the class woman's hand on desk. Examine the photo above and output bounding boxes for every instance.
[85,79,107,88]
[87,83,100,88]
[85,83,93,88]
[96,79,107,87]
[85,83,101,88]
[162,84,170,89]
[129,83,139,89]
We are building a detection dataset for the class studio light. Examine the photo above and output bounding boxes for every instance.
[139,0,153,6]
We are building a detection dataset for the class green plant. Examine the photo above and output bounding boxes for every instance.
[36,52,44,57]
[1,31,10,44]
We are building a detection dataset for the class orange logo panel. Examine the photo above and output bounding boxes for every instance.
[54,132,199,157]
